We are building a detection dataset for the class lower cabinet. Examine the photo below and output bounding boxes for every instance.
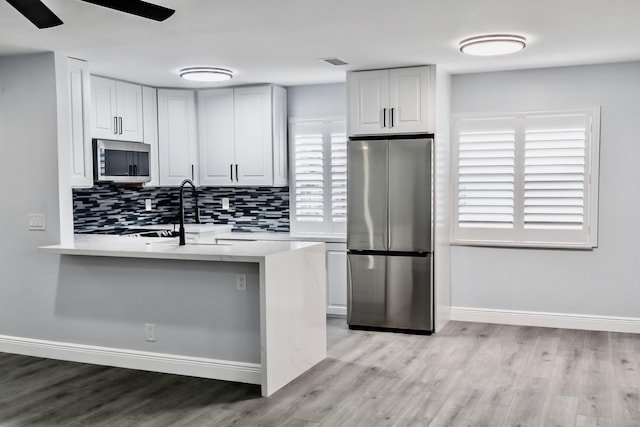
[326,243,347,317]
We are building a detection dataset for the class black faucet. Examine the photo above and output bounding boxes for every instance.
[178,179,201,246]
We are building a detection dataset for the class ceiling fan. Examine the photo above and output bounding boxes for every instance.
[6,0,175,29]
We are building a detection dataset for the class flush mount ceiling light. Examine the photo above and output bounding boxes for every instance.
[459,34,527,56]
[179,67,233,82]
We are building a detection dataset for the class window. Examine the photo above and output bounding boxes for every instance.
[289,118,347,236]
[452,109,600,248]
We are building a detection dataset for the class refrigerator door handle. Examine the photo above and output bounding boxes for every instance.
[346,254,353,323]
[386,141,391,250]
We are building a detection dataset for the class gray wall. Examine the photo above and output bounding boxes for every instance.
[0,53,63,339]
[451,61,640,318]
[287,83,346,118]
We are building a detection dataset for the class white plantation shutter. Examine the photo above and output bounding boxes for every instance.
[290,119,347,235]
[453,109,599,248]
[294,132,324,222]
[457,118,516,232]
[523,115,586,231]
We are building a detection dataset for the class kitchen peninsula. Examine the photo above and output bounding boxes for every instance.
[40,237,326,397]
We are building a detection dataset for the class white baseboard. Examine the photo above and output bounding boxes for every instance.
[451,307,640,334]
[327,305,346,317]
[0,335,262,385]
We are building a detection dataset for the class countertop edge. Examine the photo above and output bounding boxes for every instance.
[38,245,266,263]
[39,239,324,263]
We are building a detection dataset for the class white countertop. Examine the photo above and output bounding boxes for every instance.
[40,235,323,263]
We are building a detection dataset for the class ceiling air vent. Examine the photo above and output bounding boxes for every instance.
[322,58,348,66]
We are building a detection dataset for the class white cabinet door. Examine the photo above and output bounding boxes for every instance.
[90,76,144,141]
[271,85,288,187]
[90,75,117,139]
[347,69,389,136]
[388,66,431,134]
[197,89,235,186]
[116,80,144,142]
[142,86,159,187]
[233,86,273,186]
[157,89,198,186]
[348,66,433,136]
[68,58,93,188]
[326,245,347,317]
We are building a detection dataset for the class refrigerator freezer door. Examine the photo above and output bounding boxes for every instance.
[388,138,432,252]
[348,253,432,331]
[347,140,388,251]
[347,253,387,326]
[386,254,432,330]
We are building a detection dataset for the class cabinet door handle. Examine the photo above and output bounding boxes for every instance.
[230,164,233,182]
[118,117,123,134]
[191,164,195,181]
[128,165,133,176]
[133,164,137,176]
[114,117,118,134]
[390,108,395,128]
[235,164,239,182]
[382,108,387,128]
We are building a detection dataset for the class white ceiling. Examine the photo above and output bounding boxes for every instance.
[2,0,640,88]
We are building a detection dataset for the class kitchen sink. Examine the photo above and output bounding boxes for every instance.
[146,239,231,247]
[125,229,179,238]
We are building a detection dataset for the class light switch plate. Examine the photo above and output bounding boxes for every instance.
[236,274,247,291]
[28,213,46,231]
[145,199,152,211]
[222,198,230,210]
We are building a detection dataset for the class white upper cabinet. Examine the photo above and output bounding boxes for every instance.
[142,86,160,187]
[67,58,93,188]
[157,89,198,186]
[90,76,144,142]
[197,85,287,187]
[198,89,235,186]
[347,66,433,136]
[271,85,288,187]
[233,86,273,186]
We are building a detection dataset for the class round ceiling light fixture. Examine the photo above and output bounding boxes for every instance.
[179,67,233,82]
[459,34,527,56]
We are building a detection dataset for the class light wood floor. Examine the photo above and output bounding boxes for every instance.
[1,319,639,426]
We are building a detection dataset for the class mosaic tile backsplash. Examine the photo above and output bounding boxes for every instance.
[73,184,290,233]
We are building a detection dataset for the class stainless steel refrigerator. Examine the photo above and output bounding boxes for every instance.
[347,137,433,334]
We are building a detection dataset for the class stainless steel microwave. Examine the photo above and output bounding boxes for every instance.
[93,139,151,184]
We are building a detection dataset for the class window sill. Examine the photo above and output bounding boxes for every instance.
[450,240,596,250]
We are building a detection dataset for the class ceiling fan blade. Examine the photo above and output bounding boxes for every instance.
[81,0,175,22]
[5,0,63,28]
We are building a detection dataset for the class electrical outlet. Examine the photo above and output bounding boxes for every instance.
[145,199,152,211]
[145,323,156,342]
[28,213,46,231]
[236,274,247,291]
[222,198,230,210]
